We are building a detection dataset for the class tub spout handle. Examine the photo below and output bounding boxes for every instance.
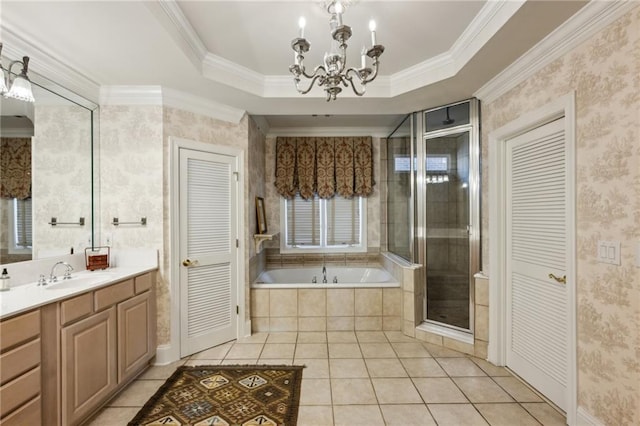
[333,276,338,283]
[312,276,317,283]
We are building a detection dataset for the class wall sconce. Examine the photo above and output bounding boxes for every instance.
[0,43,35,102]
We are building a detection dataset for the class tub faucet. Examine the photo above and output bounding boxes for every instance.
[322,265,327,283]
[50,261,73,283]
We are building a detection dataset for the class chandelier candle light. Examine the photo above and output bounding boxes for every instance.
[0,43,35,102]
[289,1,384,101]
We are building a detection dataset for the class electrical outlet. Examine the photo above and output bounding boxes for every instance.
[597,240,620,265]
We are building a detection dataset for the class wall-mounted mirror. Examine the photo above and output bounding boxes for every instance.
[0,65,98,264]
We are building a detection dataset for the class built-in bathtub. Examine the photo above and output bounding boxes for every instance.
[253,266,399,289]
[250,266,402,332]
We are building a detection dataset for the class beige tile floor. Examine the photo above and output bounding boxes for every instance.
[87,331,567,426]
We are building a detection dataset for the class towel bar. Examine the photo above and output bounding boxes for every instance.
[49,217,85,226]
[112,217,147,226]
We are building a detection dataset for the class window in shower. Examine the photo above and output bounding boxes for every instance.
[385,115,414,261]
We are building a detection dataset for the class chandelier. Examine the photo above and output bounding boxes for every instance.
[0,43,35,103]
[289,1,384,101]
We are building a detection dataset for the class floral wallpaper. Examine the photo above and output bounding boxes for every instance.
[99,105,251,346]
[33,105,93,257]
[248,118,266,283]
[480,7,640,424]
[163,107,250,341]
[99,105,165,338]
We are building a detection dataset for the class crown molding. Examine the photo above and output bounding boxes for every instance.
[389,52,454,96]
[150,0,207,67]
[450,0,526,68]
[202,53,265,96]
[266,126,392,138]
[0,25,101,103]
[390,0,525,96]
[99,86,163,105]
[474,1,637,103]
[99,85,245,123]
[154,0,524,99]
[162,87,245,124]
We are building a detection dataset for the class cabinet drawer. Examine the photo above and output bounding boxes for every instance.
[0,366,40,417]
[94,279,134,312]
[0,310,40,352]
[0,338,40,386]
[135,273,152,294]
[0,395,41,426]
[61,293,93,326]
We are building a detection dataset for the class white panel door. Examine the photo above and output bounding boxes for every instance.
[506,117,569,411]
[179,148,238,357]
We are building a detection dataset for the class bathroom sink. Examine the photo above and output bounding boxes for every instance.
[45,273,115,290]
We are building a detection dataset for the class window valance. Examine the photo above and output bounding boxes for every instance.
[0,137,32,200]
[275,136,374,200]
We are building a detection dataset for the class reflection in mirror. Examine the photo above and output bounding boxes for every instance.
[0,66,98,265]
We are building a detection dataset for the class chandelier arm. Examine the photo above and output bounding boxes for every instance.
[295,74,325,95]
[301,64,327,80]
[342,71,366,96]
[362,60,380,84]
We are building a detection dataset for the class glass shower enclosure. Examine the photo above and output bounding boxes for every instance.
[386,99,480,334]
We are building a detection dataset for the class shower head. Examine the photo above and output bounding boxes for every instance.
[442,107,454,125]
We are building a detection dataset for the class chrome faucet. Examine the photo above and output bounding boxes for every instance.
[322,265,327,283]
[49,261,73,283]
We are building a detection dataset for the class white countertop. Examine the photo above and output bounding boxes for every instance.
[0,265,157,320]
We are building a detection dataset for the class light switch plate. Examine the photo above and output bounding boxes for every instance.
[597,240,620,265]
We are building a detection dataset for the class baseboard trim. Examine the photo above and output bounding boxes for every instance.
[245,320,252,338]
[576,406,604,426]
[154,344,179,366]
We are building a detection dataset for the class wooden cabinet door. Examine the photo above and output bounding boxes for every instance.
[117,291,153,383]
[61,307,117,426]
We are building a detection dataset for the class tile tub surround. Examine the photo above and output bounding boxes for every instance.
[87,331,566,426]
[251,287,403,332]
[381,253,489,358]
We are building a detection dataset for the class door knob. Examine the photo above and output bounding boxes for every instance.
[182,258,197,267]
[548,273,566,284]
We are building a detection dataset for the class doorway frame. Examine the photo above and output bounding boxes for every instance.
[168,136,246,362]
[488,93,576,424]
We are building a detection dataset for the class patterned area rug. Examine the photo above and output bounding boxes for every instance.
[129,365,304,426]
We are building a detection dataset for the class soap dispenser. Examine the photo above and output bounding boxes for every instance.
[0,268,10,291]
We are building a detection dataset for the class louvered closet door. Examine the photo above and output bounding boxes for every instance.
[506,117,568,411]
[179,148,238,357]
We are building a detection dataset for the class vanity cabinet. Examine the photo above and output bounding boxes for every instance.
[61,308,117,426]
[0,309,42,425]
[118,284,155,383]
[56,272,156,426]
